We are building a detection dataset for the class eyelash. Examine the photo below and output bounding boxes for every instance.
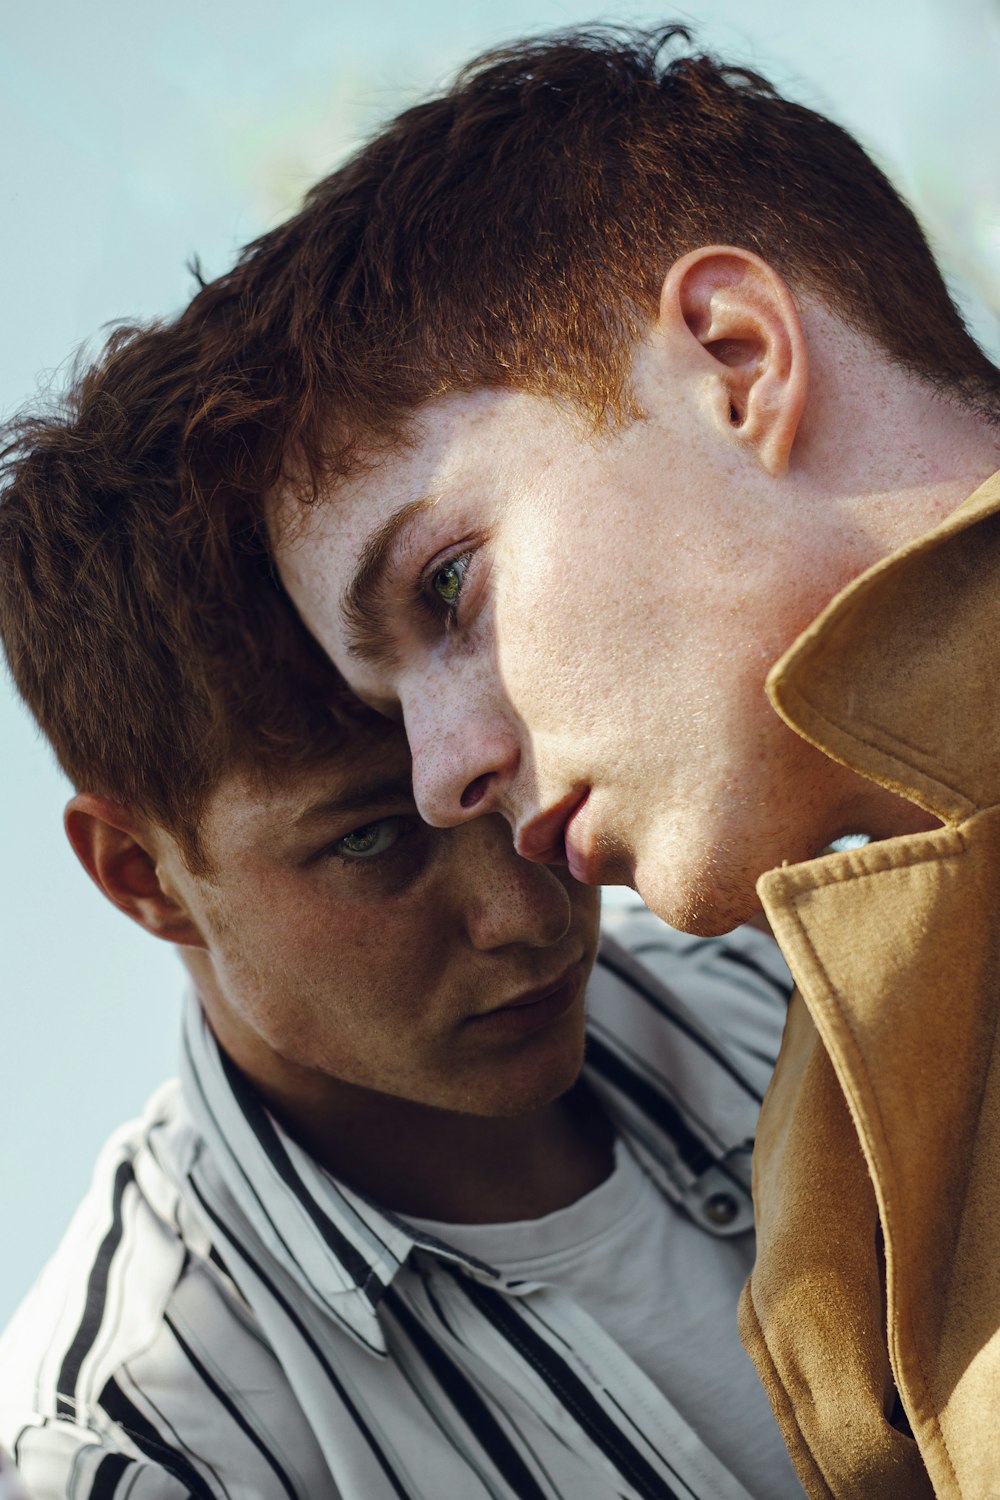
[326,816,412,866]
[420,548,474,626]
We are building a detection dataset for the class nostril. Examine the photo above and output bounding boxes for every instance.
[460,774,491,810]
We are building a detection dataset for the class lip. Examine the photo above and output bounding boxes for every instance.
[515,789,590,865]
[562,794,604,884]
[467,960,585,1037]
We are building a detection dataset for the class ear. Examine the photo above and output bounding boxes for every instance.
[64,794,207,948]
[658,246,808,476]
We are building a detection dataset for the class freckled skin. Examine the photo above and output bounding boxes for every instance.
[148,729,606,1219]
[275,284,998,935]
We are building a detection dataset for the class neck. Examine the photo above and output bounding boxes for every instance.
[187,974,616,1224]
[795,305,1000,555]
[846,777,945,844]
[264,1073,616,1224]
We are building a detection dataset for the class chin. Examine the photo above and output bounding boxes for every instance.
[456,1030,587,1119]
[634,849,765,937]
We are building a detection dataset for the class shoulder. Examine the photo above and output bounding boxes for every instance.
[0,1084,329,1499]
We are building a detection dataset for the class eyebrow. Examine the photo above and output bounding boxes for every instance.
[292,771,418,831]
[342,496,437,666]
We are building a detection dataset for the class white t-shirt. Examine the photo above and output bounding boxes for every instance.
[409,1136,804,1499]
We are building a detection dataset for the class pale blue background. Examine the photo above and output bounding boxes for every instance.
[3,0,999,1325]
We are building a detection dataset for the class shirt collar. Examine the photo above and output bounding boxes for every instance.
[181,997,514,1354]
[180,928,764,1353]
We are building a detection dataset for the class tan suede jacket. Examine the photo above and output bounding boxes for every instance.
[739,470,1000,1498]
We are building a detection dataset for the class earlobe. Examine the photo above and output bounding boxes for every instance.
[658,246,809,476]
[64,794,207,948]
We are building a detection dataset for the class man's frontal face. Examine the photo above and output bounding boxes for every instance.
[179,726,601,1117]
[274,385,859,933]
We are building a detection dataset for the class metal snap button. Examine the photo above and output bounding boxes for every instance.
[704,1191,739,1226]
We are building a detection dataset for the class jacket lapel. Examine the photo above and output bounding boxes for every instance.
[742,470,1000,1496]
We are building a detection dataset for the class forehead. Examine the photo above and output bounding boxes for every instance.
[275,389,501,555]
[272,387,598,646]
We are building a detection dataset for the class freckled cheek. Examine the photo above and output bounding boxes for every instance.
[279,904,456,1013]
[492,543,579,674]
[223,917,457,1071]
[565,881,602,949]
[494,543,648,733]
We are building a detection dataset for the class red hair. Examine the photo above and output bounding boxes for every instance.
[3,26,996,861]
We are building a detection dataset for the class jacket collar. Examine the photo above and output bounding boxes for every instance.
[747,469,1000,1491]
[765,468,1000,824]
[756,465,1000,1292]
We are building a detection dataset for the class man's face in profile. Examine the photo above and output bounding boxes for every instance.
[275,371,863,936]
[163,722,601,1119]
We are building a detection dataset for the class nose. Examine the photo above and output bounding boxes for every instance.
[457,815,573,951]
[402,674,520,829]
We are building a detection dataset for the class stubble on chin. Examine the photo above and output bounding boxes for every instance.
[636,837,767,938]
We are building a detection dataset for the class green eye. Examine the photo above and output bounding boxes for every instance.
[431,553,470,608]
[335,820,402,859]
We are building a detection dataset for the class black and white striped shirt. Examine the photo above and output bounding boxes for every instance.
[0,1447,28,1500]
[0,904,795,1500]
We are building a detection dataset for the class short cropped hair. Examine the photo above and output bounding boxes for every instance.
[5,24,997,859]
[0,318,358,870]
[184,22,999,510]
